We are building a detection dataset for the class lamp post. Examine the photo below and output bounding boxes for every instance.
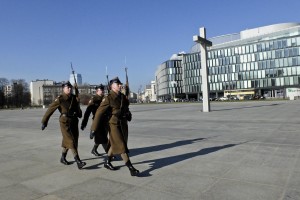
[193,27,212,112]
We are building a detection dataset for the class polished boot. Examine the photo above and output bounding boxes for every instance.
[104,156,118,170]
[74,155,86,169]
[60,152,71,165]
[91,145,101,156]
[125,160,139,176]
[89,131,95,139]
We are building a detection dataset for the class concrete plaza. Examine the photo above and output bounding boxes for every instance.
[0,100,300,200]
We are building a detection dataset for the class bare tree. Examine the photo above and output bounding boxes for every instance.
[11,79,31,108]
[0,78,9,108]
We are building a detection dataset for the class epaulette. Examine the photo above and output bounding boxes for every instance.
[102,94,110,103]
[89,96,94,102]
[55,95,63,102]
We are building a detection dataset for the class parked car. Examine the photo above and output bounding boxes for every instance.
[209,97,219,101]
[243,95,253,100]
[229,96,239,100]
[253,95,265,100]
[219,97,228,101]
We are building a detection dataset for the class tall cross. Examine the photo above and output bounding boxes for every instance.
[193,27,212,112]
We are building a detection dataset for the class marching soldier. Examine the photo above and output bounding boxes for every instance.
[90,77,139,176]
[81,84,109,156]
[120,87,131,144]
[41,81,86,170]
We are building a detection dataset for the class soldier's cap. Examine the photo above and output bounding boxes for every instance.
[62,81,73,88]
[109,77,123,85]
[95,84,105,90]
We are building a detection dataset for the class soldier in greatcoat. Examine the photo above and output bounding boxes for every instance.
[81,84,109,156]
[41,81,86,169]
[90,77,139,176]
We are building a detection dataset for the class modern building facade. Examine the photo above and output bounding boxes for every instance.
[155,53,184,101]
[155,23,300,100]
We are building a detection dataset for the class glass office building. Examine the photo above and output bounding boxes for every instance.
[155,54,184,101]
[156,23,300,100]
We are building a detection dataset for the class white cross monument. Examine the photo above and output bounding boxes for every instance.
[193,27,212,112]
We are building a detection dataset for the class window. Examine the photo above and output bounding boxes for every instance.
[284,77,290,85]
[294,76,299,85]
[290,77,294,85]
[258,70,261,79]
[271,79,276,86]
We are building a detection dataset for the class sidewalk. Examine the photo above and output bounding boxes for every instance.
[0,100,299,200]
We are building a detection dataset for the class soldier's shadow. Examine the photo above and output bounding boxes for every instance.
[129,137,214,157]
[84,137,210,170]
[81,156,105,170]
[135,142,243,177]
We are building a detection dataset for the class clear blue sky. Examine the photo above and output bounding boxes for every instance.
[1,0,300,92]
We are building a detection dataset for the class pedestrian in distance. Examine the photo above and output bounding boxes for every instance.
[41,81,86,170]
[90,77,139,176]
[81,84,109,156]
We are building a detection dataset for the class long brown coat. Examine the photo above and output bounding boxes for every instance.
[91,90,130,154]
[41,93,82,150]
[81,94,108,144]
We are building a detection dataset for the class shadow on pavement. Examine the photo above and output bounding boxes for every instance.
[136,141,248,177]
[130,137,217,157]
[213,103,282,112]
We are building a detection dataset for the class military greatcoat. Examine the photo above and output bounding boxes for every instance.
[81,94,108,144]
[41,93,82,149]
[91,90,130,154]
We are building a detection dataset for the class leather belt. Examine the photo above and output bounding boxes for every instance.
[61,113,76,118]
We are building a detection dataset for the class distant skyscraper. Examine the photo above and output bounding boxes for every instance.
[70,73,82,85]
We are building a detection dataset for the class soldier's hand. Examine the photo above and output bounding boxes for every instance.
[90,131,95,139]
[126,111,132,122]
[80,124,85,131]
[41,124,47,131]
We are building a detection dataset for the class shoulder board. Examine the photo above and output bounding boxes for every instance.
[55,95,62,102]
[102,95,110,102]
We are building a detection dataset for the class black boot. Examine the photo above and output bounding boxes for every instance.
[91,145,101,156]
[74,155,86,169]
[104,156,118,170]
[60,152,71,165]
[90,131,95,139]
[125,160,139,176]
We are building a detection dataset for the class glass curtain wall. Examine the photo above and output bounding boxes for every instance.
[155,59,183,101]
[182,32,300,98]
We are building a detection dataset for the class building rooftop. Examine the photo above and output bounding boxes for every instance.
[191,22,300,52]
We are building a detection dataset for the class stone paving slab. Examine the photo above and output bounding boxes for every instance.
[0,100,300,200]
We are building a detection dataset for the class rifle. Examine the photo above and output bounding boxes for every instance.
[70,62,80,100]
[124,67,130,99]
[106,66,110,94]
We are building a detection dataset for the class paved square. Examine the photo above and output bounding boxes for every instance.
[0,100,299,199]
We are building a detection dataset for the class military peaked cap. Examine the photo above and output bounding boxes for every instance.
[109,77,123,85]
[95,84,105,90]
[62,81,73,88]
